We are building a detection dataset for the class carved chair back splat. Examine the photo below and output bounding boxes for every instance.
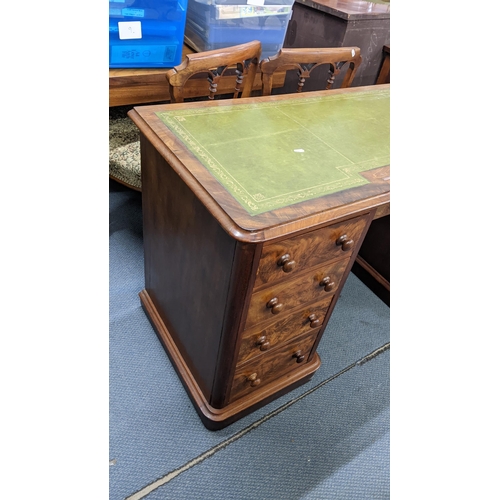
[259,47,362,96]
[165,40,262,103]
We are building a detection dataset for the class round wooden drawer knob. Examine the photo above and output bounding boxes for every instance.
[247,373,261,387]
[308,314,321,328]
[256,335,270,351]
[277,253,296,273]
[266,297,283,314]
[319,277,335,292]
[336,234,354,251]
[293,350,305,363]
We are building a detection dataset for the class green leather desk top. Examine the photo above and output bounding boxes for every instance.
[155,88,389,217]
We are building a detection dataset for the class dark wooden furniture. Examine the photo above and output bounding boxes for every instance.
[165,40,261,102]
[128,84,390,429]
[281,0,390,91]
[376,44,390,84]
[260,46,361,96]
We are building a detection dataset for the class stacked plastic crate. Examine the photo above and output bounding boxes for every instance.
[184,0,295,60]
[109,0,188,68]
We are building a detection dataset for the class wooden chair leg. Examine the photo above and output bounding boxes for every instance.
[376,46,390,85]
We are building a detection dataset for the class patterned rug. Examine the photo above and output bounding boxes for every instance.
[109,106,141,191]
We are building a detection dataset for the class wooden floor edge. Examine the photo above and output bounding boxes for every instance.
[139,289,321,430]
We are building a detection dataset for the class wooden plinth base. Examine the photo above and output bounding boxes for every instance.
[139,289,322,430]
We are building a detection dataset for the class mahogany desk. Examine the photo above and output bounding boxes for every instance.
[128,84,390,429]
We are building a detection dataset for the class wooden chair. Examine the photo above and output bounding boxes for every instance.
[259,47,362,96]
[110,41,262,191]
[165,40,262,103]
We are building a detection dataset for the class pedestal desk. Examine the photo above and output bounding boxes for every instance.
[128,84,390,429]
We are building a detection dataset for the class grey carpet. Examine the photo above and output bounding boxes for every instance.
[109,179,390,499]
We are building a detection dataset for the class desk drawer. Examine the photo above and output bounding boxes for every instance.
[237,296,332,365]
[244,259,349,330]
[254,214,370,289]
[230,330,318,403]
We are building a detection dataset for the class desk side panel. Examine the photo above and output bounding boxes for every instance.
[140,136,237,401]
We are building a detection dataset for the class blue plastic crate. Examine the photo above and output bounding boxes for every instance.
[184,0,294,60]
[109,0,188,68]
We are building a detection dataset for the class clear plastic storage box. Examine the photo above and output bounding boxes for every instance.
[184,0,294,60]
[109,0,188,68]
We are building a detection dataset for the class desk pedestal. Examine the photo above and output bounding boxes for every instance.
[138,137,374,429]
